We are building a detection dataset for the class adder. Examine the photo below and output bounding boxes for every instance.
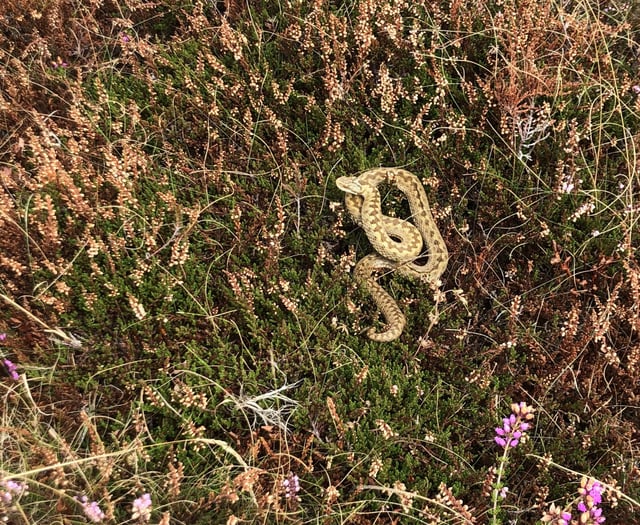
[336,168,448,341]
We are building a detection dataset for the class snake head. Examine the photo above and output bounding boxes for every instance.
[336,176,364,195]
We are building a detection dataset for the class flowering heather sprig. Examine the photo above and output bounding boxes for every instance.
[494,402,535,448]
[282,472,301,500]
[490,402,536,524]
[1,480,29,522]
[76,495,106,523]
[2,358,19,381]
[541,502,572,524]
[0,333,19,381]
[576,477,606,524]
[51,57,68,68]
[1,479,29,504]
[131,493,152,522]
[0,479,28,523]
[542,477,606,524]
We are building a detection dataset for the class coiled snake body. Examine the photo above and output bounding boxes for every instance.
[336,168,448,341]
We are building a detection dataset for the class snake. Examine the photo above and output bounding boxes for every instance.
[336,168,448,342]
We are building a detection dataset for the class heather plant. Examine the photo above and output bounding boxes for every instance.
[488,403,621,524]
[1,0,640,523]
[490,402,536,522]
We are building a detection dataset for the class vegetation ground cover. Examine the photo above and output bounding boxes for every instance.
[1,0,639,523]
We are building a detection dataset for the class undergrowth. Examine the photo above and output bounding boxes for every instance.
[1,0,639,523]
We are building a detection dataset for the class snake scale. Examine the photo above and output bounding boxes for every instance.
[336,168,448,342]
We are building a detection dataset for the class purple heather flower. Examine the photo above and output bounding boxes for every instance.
[579,478,603,506]
[76,495,106,523]
[51,57,68,68]
[576,477,606,524]
[494,402,535,448]
[2,359,19,381]
[131,493,152,521]
[1,479,28,504]
[3,481,24,493]
[121,33,131,43]
[0,333,6,341]
[590,506,605,523]
[282,472,301,499]
[578,506,605,524]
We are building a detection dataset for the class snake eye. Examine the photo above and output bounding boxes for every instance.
[412,255,431,267]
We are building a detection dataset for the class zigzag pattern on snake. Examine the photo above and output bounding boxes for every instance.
[336,168,448,342]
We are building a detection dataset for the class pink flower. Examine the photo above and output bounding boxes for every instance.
[2,359,19,381]
[0,479,28,504]
[76,495,105,523]
[576,477,606,523]
[132,493,152,521]
[282,472,301,500]
[51,57,68,68]
[494,402,535,448]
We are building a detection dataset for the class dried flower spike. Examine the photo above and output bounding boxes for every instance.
[541,502,572,525]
